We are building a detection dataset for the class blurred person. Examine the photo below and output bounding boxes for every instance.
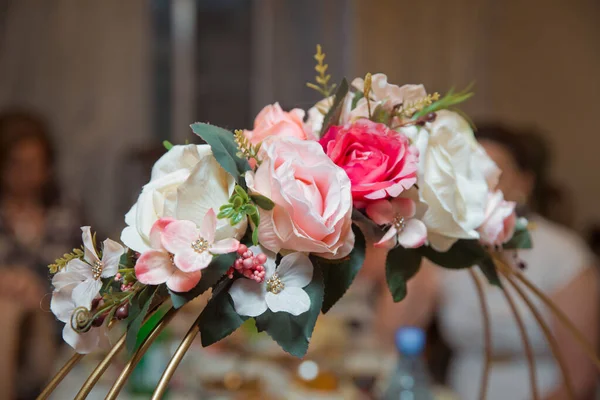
[0,109,82,399]
[369,124,599,400]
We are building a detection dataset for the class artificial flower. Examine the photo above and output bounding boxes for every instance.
[229,248,313,317]
[366,197,427,248]
[320,120,418,207]
[121,144,246,253]
[51,227,124,310]
[305,94,354,138]
[400,110,501,251]
[349,74,427,122]
[244,102,309,144]
[246,137,354,259]
[135,216,213,293]
[50,283,109,354]
[477,190,517,247]
[161,210,240,272]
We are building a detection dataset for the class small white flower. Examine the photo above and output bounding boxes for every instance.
[50,227,124,353]
[229,247,313,317]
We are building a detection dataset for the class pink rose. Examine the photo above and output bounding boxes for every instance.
[246,137,354,259]
[244,102,309,145]
[320,120,418,207]
[477,190,517,247]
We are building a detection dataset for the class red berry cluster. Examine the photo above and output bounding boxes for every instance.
[227,244,267,283]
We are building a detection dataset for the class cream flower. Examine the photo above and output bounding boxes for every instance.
[229,248,313,317]
[400,110,501,251]
[121,144,247,253]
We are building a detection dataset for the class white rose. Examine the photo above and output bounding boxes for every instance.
[401,110,500,251]
[121,144,247,253]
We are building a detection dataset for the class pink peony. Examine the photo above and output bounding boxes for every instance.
[246,137,354,260]
[477,191,517,247]
[244,102,309,145]
[320,120,418,207]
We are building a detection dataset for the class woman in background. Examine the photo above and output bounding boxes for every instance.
[371,125,599,400]
[0,109,82,399]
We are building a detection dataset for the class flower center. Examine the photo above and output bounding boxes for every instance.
[191,237,209,253]
[92,260,103,280]
[392,215,406,232]
[266,273,285,294]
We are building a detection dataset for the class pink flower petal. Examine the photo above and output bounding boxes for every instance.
[366,200,395,225]
[396,219,428,248]
[374,226,398,248]
[162,220,199,254]
[199,209,216,244]
[135,250,175,285]
[174,248,212,272]
[391,197,416,218]
[149,218,176,249]
[210,238,240,254]
[167,269,202,293]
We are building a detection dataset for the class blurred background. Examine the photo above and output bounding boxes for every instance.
[0,0,599,399]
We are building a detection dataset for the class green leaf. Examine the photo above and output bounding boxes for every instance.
[199,284,247,347]
[169,252,237,309]
[252,227,259,246]
[413,84,474,119]
[386,246,422,302]
[217,208,234,219]
[234,185,249,201]
[135,301,171,350]
[320,78,349,136]
[250,194,275,211]
[312,224,366,313]
[231,212,244,226]
[419,240,487,269]
[254,263,324,357]
[232,196,243,209]
[126,286,158,354]
[478,256,503,288]
[504,227,532,250]
[351,91,364,110]
[371,104,391,124]
[190,123,251,180]
[243,204,258,216]
[162,140,174,150]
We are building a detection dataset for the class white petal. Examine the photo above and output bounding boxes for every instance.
[124,203,137,227]
[81,226,99,264]
[62,323,105,354]
[71,279,102,309]
[52,269,84,291]
[50,285,76,322]
[65,258,93,280]
[150,144,211,180]
[277,252,313,288]
[229,278,268,317]
[101,239,125,277]
[265,287,310,316]
[120,226,152,253]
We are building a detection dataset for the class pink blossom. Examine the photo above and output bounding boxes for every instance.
[244,102,309,145]
[477,191,517,247]
[366,197,427,248]
[320,120,418,207]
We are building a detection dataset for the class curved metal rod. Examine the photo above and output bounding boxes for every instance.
[37,353,84,400]
[500,267,576,399]
[496,256,600,371]
[151,313,202,399]
[74,333,127,399]
[468,270,492,400]
[104,306,178,400]
[498,274,540,400]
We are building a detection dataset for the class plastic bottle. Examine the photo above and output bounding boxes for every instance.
[380,327,434,400]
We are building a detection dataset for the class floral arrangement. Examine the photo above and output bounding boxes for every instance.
[48,45,532,359]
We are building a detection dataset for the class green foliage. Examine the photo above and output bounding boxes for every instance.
[306,44,337,97]
[125,286,158,354]
[320,78,349,136]
[351,91,364,110]
[312,224,366,313]
[162,140,174,151]
[169,252,237,309]
[419,240,487,269]
[198,280,247,347]
[478,257,503,288]
[190,123,251,182]
[254,264,324,357]
[413,85,474,119]
[250,194,275,210]
[504,224,532,250]
[233,129,261,165]
[49,248,84,274]
[386,246,422,302]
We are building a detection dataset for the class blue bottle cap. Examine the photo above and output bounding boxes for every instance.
[395,327,426,356]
